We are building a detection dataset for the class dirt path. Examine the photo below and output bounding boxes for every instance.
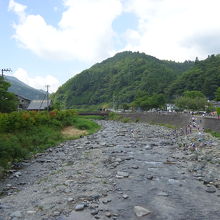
[0,120,220,220]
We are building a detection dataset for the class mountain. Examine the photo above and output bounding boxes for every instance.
[168,54,220,100]
[5,76,46,100]
[53,51,194,108]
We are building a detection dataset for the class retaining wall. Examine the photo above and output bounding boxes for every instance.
[203,117,220,133]
[120,112,220,133]
[120,112,191,128]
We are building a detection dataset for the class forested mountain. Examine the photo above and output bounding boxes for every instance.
[5,76,46,100]
[53,51,194,108]
[168,55,220,100]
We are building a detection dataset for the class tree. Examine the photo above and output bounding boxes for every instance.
[215,87,220,101]
[131,93,166,111]
[175,90,207,111]
[0,77,18,113]
[216,107,220,119]
[183,90,205,98]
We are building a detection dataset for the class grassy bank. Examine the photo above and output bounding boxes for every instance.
[205,129,220,139]
[0,110,100,173]
[108,112,132,123]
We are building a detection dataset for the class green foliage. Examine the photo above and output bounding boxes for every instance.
[168,55,220,99]
[183,90,205,98]
[215,87,220,101]
[132,93,166,110]
[205,129,220,139]
[72,117,100,133]
[0,110,100,170]
[216,107,220,118]
[53,51,194,108]
[0,77,18,113]
[175,90,208,111]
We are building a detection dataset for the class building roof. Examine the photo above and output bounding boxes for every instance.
[27,100,51,110]
[16,94,31,101]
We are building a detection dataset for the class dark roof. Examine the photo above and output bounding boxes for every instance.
[16,94,31,101]
[27,100,51,110]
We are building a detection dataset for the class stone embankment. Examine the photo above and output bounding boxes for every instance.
[0,120,220,220]
[120,112,220,133]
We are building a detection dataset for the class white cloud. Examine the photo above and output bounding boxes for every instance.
[8,0,26,22]
[9,0,122,62]
[12,68,60,93]
[123,0,220,61]
[8,0,220,63]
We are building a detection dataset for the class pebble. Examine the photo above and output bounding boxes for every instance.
[10,211,23,218]
[116,171,129,178]
[122,194,129,199]
[105,211,112,217]
[67,198,74,202]
[91,209,99,215]
[205,186,216,193]
[157,192,169,197]
[75,203,85,211]
[134,206,151,217]
[27,210,36,214]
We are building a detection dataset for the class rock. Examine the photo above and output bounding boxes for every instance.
[157,192,169,197]
[146,175,154,180]
[27,210,36,214]
[134,206,151,217]
[10,211,23,218]
[105,212,112,217]
[131,165,139,169]
[13,172,22,178]
[67,198,74,202]
[116,171,129,178]
[53,211,60,216]
[91,209,99,215]
[206,186,216,193]
[75,203,85,211]
[102,198,111,204]
[122,194,129,199]
[115,158,122,162]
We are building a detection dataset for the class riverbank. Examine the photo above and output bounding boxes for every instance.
[0,120,219,220]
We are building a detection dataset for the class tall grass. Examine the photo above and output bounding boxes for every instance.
[0,110,100,173]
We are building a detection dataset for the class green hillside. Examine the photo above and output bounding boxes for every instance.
[5,76,46,100]
[168,55,220,100]
[53,51,194,108]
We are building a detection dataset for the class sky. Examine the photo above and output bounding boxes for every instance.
[1,0,220,92]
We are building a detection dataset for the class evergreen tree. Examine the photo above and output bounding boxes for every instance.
[0,77,18,113]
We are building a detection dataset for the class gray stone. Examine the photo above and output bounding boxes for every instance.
[116,171,129,178]
[75,203,85,211]
[27,210,37,215]
[206,186,216,193]
[134,206,151,217]
[91,209,99,215]
[157,192,169,197]
[122,194,129,199]
[105,212,112,217]
[10,211,23,218]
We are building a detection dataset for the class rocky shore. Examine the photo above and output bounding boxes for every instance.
[0,120,219,220]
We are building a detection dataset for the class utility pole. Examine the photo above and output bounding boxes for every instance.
[1,68,12,78]
[46,85,50,111]
[113,95,115,111]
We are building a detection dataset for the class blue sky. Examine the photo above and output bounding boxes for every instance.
[1,0,220,92]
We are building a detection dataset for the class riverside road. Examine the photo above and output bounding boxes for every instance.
[0,120,220,220]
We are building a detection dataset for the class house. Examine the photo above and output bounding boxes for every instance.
[27,100,52,111]
[209,101,220,108]
[16,95,31,110]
